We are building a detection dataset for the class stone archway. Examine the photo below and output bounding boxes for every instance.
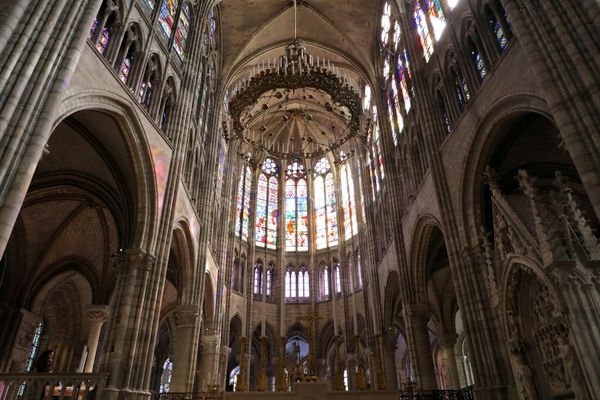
[501,262,583,400]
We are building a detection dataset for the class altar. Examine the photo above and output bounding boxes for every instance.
[224,382,399,400]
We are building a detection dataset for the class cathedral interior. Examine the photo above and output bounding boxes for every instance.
[0,0,599,399]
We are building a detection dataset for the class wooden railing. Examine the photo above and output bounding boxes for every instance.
[0,373,108,400]
[157,393,223,400]
[399,385,475,400]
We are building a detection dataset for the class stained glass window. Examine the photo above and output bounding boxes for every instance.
[393,21,401,51]
[447,0,459,9]
[235,165,252,241]
[173,3,191,59]
[285,265,310,301]
[334,263,342,294]
[397,52,412,112]
[322,265,330,298]
[119,56,132,84]
[159,0,179,40]
[356,159,366,221]
[143,0,156,10]
[256,158,279,249]
[414,1,433,61]
[314,158,338,249]
[373,107,385,182]
[356,253,363,288]
[380,2,392,45]
[363,85,372,111]
[438,91,451,132]
[285,160,308,251]
[253,261,263,295]
[266,266,273,297]
[160,358,173,393]
[96,25,111,54]
[485,5,509,51]
[469,38,487,81]
[427,0,446,40]
[341,164,358,240]
[391,78,404,137]
[25,322,43,372]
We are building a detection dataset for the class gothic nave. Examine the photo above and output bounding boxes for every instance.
[0,0,599,399]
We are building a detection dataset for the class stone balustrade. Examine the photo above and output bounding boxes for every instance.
[0,373,108,400]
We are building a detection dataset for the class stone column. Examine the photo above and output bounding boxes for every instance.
[84,305,109,373]
[170,305,199,392]
[439,334,460,389]
[195,335,220,392]
[382,334,398,390]
[404,304,436,390]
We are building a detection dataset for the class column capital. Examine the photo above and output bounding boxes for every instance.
[174,305,200,327]
[87,305,109,323]
[113,248,155,270]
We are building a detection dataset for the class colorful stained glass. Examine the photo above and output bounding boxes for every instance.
[373,107,385,181]
[325,173,338,247]
[159,0,179,40]
[235,166,252,241]
[314,176,327,249]
[267,176,278,249]
[143,0,156,10]
[297,179,308,251]
[285,179,296,249]
[96,26,111,54]
[427,0,446,40]
[380,2,392,45]
[255,174,268,246]
[173,3,190,59]
[341,164,358,240]
[387,92,399,145]
[118,57,132,83]
[393,21,401,51]
[255,160,279,249]
[322,266,330,298]
[363,85,372,111]
[356,158,366,221]
[90,18,99,38]
[397,54,412,112]
[414,1,433,61]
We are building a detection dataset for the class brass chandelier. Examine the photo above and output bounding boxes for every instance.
[223,1,365,161]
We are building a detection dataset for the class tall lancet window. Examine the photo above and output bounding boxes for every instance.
[427,0,446,40]
[235,165,252,241]
[285,160,308,251]
[340,163,358,240]
[256,158,279,249]
[285,264,310,301]
[334,261,342,295]
[314,158,338,249]
[159,0,179,40]
[253,260,263,295]
[173,2,191,59]
[414,1,433,61]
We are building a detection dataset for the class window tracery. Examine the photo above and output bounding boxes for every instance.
[314,158,338,250]
[256,158,279,249]
[285,160,308,252]
[285,264,310,301]
[235,165,252,241]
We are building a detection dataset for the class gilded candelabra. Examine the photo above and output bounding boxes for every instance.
[276,336,289,391]
[236,336,248,392]
[334,335,345,391]
[355,335,367,390]
[375,334,387,390]
[257,336,267,391]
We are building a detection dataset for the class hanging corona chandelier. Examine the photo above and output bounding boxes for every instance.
[223,1,365,162]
